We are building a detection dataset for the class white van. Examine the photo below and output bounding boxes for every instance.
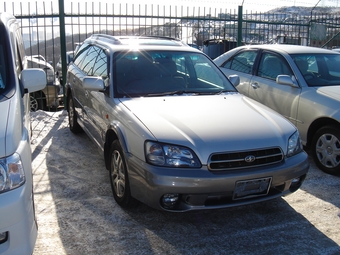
[0,12,46,255]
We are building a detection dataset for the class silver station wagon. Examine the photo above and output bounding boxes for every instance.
[66,35,309,212]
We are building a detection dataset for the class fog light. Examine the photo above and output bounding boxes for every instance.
[0,232,8,244]
[161,194,179,209]
[292,177,301,184]
[289,175,306,192]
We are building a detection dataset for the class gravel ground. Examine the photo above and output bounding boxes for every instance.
[31,110,340,255]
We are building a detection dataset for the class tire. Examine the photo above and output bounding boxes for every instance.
[109,140,136,208]
[30,93,46,111]
[67,95,83,133]
[311,125,340,175]
[30,95,39,112]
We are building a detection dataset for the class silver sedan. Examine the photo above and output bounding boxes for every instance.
[215,44,340,176]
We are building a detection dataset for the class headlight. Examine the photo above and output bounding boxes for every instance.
[45,68,55,84]
[0,153,26,193]
[145,141,201,168]
[287,131,303,157]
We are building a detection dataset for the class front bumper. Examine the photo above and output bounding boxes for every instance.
[127,151,310,212]
[0,122,38,254]
[0,184,38,255]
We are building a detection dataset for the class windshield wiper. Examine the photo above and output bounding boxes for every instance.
[144,89,236,97]
[145,90,185,97]
[215,90,237,94]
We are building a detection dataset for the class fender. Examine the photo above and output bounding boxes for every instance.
[104,121,129,170]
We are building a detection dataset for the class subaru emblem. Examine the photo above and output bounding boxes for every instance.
[245,155,256,163]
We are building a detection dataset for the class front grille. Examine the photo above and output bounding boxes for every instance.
[208,147,283,170]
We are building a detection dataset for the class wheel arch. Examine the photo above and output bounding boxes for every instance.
[104,125,128,170]
[306,117,340,148]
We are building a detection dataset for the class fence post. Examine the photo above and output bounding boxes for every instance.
[237,5,243,46]
[59,0,67,107]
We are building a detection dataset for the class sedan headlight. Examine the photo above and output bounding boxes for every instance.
[0,153,25,193]
[145,141,201,168]
[45,68,55,84]
[287,131,303,157]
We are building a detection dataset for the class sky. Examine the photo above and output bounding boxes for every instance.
[2,0,340,15]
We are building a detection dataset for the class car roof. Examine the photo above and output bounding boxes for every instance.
[0,12,15,24]
[238,44,335,55]
[84,34,200,53]
[27,56,54,70]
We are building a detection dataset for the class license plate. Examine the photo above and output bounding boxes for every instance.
[233,177,272,200]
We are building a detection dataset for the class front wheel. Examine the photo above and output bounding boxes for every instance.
[30,93,46,111]
[109,140,136,208]
[311,125,340,175]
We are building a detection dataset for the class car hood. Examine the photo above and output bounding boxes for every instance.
[317,86,340,100]
[120,93,296,160]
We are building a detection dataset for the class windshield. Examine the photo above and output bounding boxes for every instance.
[0,26,7,91]
[292,53,340,87]
[114,51,235,97]
[0,45,4,90]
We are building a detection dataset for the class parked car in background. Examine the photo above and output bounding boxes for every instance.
[0,12,46,255]
[66,35,309,212]
[332,48,340,53]
[30,54,47,62]
[214,44,340,175]
[27,56,62,111]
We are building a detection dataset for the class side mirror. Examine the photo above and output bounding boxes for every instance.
[276,75,298,88]
[83,76,105,91]
[20,68,46,93]
[228,74,240,86]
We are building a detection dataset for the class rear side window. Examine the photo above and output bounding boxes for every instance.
[73,43,90,71]
[73,44,108,79]
[221,50,257,74]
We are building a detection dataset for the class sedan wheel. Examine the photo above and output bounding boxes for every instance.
[109,140,136,207]
[30,93,46,111]
[30,95,39,112]
[312,125,340,175]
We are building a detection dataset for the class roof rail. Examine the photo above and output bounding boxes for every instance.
[90,34,121,44]
[90,34,181,45]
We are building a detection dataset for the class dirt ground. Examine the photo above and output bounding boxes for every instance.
[30,110,340,255]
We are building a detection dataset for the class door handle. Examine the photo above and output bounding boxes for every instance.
[85,91,89,98]
[251,82,259,89]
